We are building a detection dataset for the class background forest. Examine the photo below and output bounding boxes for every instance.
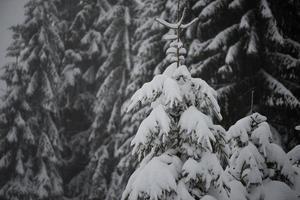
[0,0,299,199]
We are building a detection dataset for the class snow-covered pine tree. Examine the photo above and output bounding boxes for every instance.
[122,8,231,200]
[186,0,300,147]
[0,0,65,199]
[90,0,133,143]
[59,0,108,137]
[58,1,100,188]
[58,1,113,195]
[226,112,298,200]
[65,1,139,199]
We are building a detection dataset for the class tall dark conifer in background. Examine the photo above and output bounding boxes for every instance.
[0,0,65,199]
[65,0,139,199]
[58,0,105,186]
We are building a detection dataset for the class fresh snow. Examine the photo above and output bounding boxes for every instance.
[207,24,239,51]
[263,181,298,200]
[226,41,241,64]
[251,122,273,155]
[179,106,215,150]
[287,145,300,164]
[122,152,182,200]
[228,113,267,140]
[182,153,223,190]
[131,105,171,156]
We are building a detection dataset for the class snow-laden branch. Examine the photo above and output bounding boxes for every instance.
[260,69,300,108]
[155,17,198,30]
[155,18,180,29]
[181,17,199,29]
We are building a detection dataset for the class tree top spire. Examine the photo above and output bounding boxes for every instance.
[155,8,198,31]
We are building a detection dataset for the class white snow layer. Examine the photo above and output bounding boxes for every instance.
[122,152,182,200]
[179,106,215,150]
[263,181,298,200]
[131,105,170,155]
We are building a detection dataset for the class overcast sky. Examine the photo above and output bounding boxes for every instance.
[0,0,27,66]
[0,0,27,95]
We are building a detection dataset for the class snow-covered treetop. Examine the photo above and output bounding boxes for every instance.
[126,3,224,160]
[127,49,222,121]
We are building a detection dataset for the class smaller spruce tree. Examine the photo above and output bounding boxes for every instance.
[226,113,299,200]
